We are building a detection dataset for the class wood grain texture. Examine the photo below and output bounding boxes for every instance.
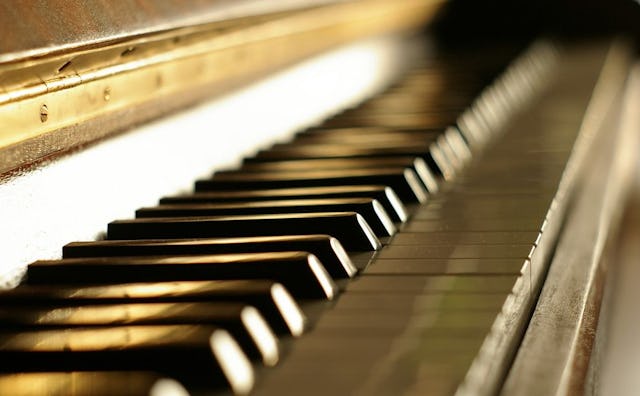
[0,0,337,63]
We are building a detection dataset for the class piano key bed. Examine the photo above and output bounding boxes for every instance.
[0,38,614,396]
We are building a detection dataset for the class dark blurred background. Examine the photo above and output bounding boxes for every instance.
[430,0,640,45]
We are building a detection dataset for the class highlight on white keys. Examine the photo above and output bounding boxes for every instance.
[0,34,414,287]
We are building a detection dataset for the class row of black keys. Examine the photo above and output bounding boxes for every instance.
[0,44,529,395]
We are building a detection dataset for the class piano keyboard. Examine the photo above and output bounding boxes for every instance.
[0,37,611,396]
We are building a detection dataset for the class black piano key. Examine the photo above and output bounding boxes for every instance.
[27,252,338,300]
[333,103,466,116]
[0,280,304,336]
[273,134,442,153]
[354,98,470,114]
[296,126,441,137]
[292,128,442,143]
[107,212,381,251]
[160,185,408,223]
[0,302,279,366]
[64,235,357,279]
[266,138,436,152]
[234,157,439,195]
[196,168,427,204]
[0,325,254,394]
[319,112,457,129]
[262,145,448,183]
[0,371,189,396]
[238,156,426,172]
[136,198,396,238]
[245,145,447,178]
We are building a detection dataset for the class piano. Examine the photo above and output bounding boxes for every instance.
[0,0,639,395]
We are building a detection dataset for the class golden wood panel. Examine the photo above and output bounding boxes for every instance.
[0,0,445,175]
[0,0,338,63]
